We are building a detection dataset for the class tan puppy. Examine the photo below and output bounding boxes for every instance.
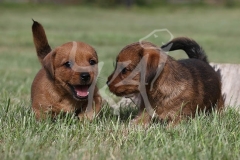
[107,37,224,126]
[31,20,102,120]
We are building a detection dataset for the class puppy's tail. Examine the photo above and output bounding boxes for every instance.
[161,37,208,63]
[32,19,51,63]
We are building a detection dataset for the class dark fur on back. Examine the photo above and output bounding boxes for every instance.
[161,37,208,63]
[178,59,221,112]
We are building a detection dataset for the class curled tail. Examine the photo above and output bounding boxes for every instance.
[161,37,208,63]
[32,19,51,64]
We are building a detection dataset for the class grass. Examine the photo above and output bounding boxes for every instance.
[0,3,240,160]
[1,97,240,160]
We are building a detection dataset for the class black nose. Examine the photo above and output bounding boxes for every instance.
[81,72,90,82]
[107,80,111,86]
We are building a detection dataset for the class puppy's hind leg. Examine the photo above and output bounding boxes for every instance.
[216,94,225,113]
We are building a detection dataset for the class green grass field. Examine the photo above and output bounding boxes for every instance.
[0,3,240,160]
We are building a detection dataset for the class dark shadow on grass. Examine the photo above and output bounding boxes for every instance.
[97,104,139,123]
[119,105,139,122]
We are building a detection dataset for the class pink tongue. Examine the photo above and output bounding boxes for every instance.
[74,85,89,97]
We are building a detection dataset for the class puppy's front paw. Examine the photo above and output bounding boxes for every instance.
[130,115,151,128]
[86,111,97,121]
[78,114,92,121]
[78,112,95,121]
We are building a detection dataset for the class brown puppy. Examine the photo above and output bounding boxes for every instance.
[31,20,102,120]
[107,37,224,126]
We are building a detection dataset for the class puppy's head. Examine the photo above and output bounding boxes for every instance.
[32,20,98,100]
[107,42,163,97]
[43,41,98,100]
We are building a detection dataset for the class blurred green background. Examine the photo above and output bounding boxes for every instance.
[0,1,240,102]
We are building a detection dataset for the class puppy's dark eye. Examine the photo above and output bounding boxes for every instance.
[121,68,127,74]
[89,59,96,65]
[64,61,71,68]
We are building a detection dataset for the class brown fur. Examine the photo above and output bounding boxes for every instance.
[31,20,102,120]
[107,38,224,126]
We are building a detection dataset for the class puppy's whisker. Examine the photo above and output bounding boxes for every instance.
[129,97,137,106]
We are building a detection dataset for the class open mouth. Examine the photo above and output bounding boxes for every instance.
[124,94,135,98]
[69,84,90,100]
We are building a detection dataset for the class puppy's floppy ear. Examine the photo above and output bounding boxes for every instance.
[32,19,51,64]
[43,50,56,79]
[139,48,160,84]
